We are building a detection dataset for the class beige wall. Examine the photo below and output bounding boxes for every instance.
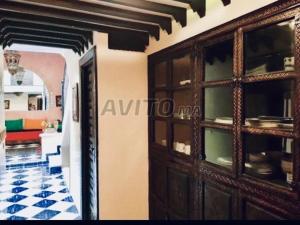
[5,51,65,121]
[94,33,148,220]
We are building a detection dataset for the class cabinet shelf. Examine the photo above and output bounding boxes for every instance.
[202,79,233,87]
[243,71,296,83]
[172,118,192,125]
[171,84,192,91]
[242,126,295,138]
[200,121,233,131]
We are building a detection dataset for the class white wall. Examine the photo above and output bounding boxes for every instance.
[94,32,149,220]
[0,49,5,174]
[146,0,278,54]
[59,50,82,215]
[4,93,29,111]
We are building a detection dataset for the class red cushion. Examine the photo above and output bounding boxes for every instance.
[6,130,42,143]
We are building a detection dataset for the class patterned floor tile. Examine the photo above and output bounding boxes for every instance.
[51,212,79,220]
[11,187,28,194]
[6,194,28,203]
[5,204,27,214]
[6,215,27,220]
[33,199,57,208]
[34,191,55,199]
[33,209,60,220]
[0,150,80,221]
[66,205,79,214]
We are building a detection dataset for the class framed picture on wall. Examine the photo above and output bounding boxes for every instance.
[4,100,10,110]
[56,95,62,107]
[72,84,79,122]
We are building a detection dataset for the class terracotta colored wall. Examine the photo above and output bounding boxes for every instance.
[4,51,65,121]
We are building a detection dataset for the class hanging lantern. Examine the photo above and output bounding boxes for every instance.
[4,50,21,75]
[15,67,25,85]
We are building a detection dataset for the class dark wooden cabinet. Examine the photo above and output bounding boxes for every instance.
[203,182,236,220]
[149,1,300,220]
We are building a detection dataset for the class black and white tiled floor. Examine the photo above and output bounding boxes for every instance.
[0,153,80,220]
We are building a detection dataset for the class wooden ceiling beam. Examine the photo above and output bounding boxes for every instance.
[0,2,159,40]
[0,19,92,43]
[99,0,187,27]
[3,33,83,53]
[0,9,150,51]
[222,0,231,6]
[0,25,88,48]
[5,39,80,54]
[174,0,206,17]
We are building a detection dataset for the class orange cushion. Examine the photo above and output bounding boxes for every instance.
[23,119,44,130]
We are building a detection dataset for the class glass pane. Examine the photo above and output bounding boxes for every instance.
[155,92,169,117]
[154,121,167,147]
[204,128,233,169]
[245,20,295,75]
[173,90,193,120]
[173,54,191,87]
[155,62,167,88]
[204,87,233,124]
[244,80,294,129]
[244,134,294,187]
[204,39,233,81]
[173,124,191,155]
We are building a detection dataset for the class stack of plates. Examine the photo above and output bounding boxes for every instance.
[245,162,277,179]
[214,117,233,125]
[245,116,293,129]
[217,156,232,167]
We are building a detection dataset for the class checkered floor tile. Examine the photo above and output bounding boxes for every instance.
[0,153,80,220]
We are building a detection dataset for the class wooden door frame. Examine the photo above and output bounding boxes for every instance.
[79,46,99,220]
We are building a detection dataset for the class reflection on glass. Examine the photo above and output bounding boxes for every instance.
[155,92,169,117]
[173,90,193,120]
[173,54,191,87]
[204,39,233,81]
[245,20,295,75]
[244,80,294,129]
[155,62,167,88]
[244,134,294,186]
[3,69,49,111]
[173,124,191,155]
[204,87,233,123]
[154,121,167,147]
[204,128,233,169]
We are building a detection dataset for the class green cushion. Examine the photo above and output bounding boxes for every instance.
[5,119,23,132]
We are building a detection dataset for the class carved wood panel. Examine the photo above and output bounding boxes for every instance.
[242,201,284,220]
[150,159,167,203]
[167,167,190,218]
[149,196,167,220]
[204,182,234,220]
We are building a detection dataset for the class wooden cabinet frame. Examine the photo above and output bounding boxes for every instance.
[149,1,300,220]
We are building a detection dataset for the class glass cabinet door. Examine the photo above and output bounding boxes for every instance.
[155,62,168,88]
[154,121,167,147]
[173,90,193,120]
[243,134,294,187]
[204,128,233,169]
[172,124,191,155]
[204,87,233,124]
[244,20,295,75]
[155,92,169,117]
[204,39,233,81]
[172,54,191,87]
[244,79,294,130]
